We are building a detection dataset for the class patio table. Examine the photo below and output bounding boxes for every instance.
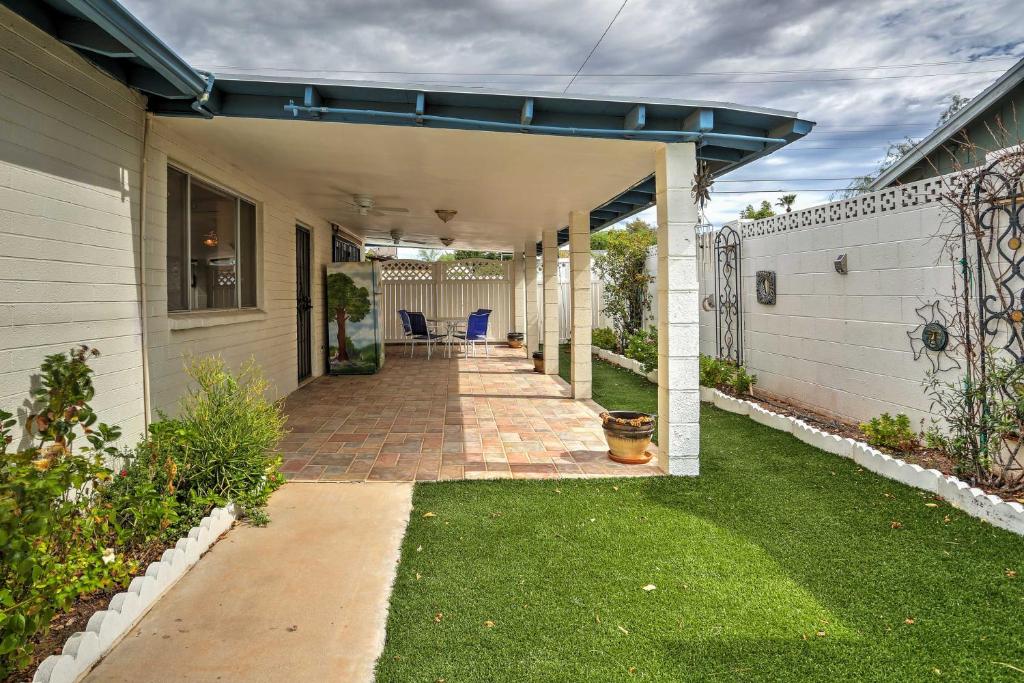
[427,316,466,358]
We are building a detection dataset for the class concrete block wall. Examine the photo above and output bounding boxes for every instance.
[699,177,963,426]
[0,7,148,445]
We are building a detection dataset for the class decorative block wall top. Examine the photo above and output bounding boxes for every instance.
[738,172,968,239]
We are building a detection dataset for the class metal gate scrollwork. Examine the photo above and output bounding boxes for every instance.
[714,225,742,365]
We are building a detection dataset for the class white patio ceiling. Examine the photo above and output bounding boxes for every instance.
[161,116,660,251]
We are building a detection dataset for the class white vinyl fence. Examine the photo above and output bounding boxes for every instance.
[379,256,639,345]
[379,259,511,342]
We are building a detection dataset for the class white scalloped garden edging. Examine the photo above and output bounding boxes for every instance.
[32,504,238,683]
[593,348,658,384]
[703,389,1024,537]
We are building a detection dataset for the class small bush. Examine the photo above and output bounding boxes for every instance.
[151,356,286,528]
[860,413,918,452]
[699,354,757,395]
[730,366,757,395]
[0,346,130,675]
[592,327,618,352]
[624,327,657,374]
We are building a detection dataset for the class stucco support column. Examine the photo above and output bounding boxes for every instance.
[524,240,539,355]
[656,143,701,476]
[542,227,560,374]
[568,210,592,398]
[511,247,525,342]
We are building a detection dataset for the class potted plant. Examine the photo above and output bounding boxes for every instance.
[532,351,544,373]
[600,411,655,464]
[507,331,524,349]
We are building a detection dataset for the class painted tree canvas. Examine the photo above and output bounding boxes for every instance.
[326,263,382,374]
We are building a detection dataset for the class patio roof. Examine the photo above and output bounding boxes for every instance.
[6,0,815,250]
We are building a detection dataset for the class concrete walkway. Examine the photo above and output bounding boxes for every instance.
[85,483,413,682]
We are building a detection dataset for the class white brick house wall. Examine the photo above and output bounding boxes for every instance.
[699,176,964,427]
[0,8,149,445]
[0,7,358,445]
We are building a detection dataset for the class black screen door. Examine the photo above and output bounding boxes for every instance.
[295,226,312,382]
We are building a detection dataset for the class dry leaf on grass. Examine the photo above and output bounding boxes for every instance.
[890,521,903,529]
[484,620,495,628]
[617,625,629,635]
[642,584,657,592]
[423,512,437,518]
[433,612,443,623]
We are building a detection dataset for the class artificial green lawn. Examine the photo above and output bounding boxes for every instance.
[375,354,1024,682]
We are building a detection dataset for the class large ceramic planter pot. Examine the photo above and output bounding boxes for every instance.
[601,411,655,464]
[532,351,544,373]
[508,332,524,349]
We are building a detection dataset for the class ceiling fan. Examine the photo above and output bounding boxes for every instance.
[337,193,409,217]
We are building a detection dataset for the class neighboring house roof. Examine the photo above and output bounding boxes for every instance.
[3,0,815,244]
[870,56,1024,190]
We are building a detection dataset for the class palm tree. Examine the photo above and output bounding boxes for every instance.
[776,194,797,213]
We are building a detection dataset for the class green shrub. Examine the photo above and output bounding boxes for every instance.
[100,446,179,545]
[860,412,918,452]
[0,347,131,675]
[730,365,758,395]
[700,355,731,388]
[151,357,286,528]
[592,327,618,352]
[624,327,657,374]
[699,354,757,395]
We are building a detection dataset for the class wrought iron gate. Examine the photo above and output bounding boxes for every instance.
[295,225,312,382]
[714,225,742,364]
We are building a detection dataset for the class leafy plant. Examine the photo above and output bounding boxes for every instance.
[592,327,618,352]
[624,327,657,374]
[151,357,286,528]
[730,366,757,395]
[593,219,656,345]
[860,413,918,452]
[0,347,127,675]
[698,354,757,395]
[924,355,1024,485]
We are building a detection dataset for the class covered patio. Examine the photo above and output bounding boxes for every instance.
[280,344,662,481]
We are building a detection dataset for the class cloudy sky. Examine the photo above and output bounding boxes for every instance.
[124,0,1023,229]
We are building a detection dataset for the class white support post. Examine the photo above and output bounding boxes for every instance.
[542,227,560,374]
[568,210,592,398]
[525,240,539,355]
[656,143,701,476]
[512,248,525,342]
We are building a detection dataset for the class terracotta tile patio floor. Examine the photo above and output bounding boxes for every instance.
[279,344,662,481]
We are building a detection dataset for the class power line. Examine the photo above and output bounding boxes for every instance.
[199,55,1019,78]
[563,0,629,93]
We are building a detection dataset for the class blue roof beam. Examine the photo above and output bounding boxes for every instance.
[684,108,714,133]
[625,104,646,131]
[520,98,534,127]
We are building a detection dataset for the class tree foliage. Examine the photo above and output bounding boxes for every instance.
[592,219,656,349]
[740,200,775,220]
[775,194,797,213]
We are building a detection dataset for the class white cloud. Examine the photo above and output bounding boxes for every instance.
[123,0,1024,228]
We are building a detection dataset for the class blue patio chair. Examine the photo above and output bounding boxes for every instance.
[407,311,445,359]
[453,311,490,357]
[398,310,414,357]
